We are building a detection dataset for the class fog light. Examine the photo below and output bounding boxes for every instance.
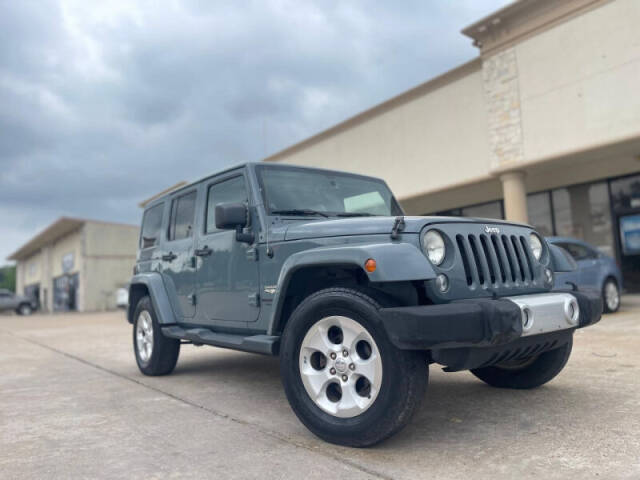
[436,274,449,293]
[565,299,579,325]
[521,307,533,331]
[544,268,554,286]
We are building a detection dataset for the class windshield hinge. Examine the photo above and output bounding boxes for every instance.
[390,216,405,239]
[246,247,258,261]
[248,292,260,307]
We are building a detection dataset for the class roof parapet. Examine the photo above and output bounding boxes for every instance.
[462,0,607,55]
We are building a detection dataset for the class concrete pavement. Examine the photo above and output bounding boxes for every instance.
[1,297,640,479]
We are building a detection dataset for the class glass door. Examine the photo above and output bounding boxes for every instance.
[610,174,640,292]
[617,213,640,292]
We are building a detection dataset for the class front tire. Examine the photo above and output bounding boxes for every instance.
[603,278,620,313]
[133,296,180,376]
[280,288,428,447]
[17,303,33,316]
[470,336,573,389]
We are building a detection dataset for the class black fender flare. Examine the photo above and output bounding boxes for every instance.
[128,273,177,325]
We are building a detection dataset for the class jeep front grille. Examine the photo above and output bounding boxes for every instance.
[456,233,535,288]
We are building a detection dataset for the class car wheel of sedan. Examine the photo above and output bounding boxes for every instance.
[133,296,180,376]
[602,278,620,313]
[280,287,428,447]
[470,335,573,389]
[17,303,33,316]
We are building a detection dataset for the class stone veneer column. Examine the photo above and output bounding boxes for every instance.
[482,47,529,223]
[482,47,525,169]
[500,171,528,223]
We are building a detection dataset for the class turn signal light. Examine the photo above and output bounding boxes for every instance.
[364,258,377,273]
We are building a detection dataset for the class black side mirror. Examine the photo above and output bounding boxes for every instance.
[215,202,254,243]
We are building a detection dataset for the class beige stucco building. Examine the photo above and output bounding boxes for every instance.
[9,218,139,312]
[265,0,640,291]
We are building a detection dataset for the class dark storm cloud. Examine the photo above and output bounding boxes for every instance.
[0,0,509,261]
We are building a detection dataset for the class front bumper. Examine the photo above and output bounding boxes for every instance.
[379,289,602,351]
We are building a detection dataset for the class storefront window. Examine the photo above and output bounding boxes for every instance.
[461,201,503,219]
[433,201,503,219]
[527,192,553,236]
[610,174,640,211]
[433,208,462,216]
[552,182,613,256]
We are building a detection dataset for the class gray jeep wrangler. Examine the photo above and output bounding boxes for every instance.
[129,162,601,446]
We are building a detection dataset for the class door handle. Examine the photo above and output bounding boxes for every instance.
[195,246,213,257]
[161,252,177,262]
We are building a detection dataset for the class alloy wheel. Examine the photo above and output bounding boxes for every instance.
[136,310,154,363]
[605,281,620,312]
[298,315,383,418]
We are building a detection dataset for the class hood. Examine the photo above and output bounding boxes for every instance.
[283,216,529,241]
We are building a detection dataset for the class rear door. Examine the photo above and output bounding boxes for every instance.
[159,189,198,320]
[195,171,260,326]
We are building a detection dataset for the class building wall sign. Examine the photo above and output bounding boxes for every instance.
[62,253,75,273]
[620,215,640,256]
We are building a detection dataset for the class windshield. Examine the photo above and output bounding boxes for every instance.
[256,165,403,217]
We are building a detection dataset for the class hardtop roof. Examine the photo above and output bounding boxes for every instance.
[142,162,389,208]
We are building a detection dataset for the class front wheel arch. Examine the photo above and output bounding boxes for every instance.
[271,264,369,335]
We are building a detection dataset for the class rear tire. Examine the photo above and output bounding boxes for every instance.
[280,287,428,447]
[133,296,180,376]
[470,335,573,389]
[602,278,620,313]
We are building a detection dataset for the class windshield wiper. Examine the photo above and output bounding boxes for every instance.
[335,212,376,217]
[271,209,329,218]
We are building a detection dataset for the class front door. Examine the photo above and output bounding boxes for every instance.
[195,173,260,325]
[160,189,198,320]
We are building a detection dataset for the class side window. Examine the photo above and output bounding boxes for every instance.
[168,191,197,241]
[206,176,248,234]
[140,203,164,249]
[560,242,594,261]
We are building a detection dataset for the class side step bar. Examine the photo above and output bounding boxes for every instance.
[161,326,280,356]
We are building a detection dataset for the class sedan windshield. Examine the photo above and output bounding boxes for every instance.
[256,165,403,217]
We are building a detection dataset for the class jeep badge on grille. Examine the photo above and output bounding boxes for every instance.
[484,226,500,234]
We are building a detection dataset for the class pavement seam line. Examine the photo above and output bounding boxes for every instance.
[2,329,394,480]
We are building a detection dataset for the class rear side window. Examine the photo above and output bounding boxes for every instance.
[558,242,595,261]
[206,176,248,233]
[140,203,164,249]
[168,191,197,241]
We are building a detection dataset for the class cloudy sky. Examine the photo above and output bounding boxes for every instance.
[0,0,510,262]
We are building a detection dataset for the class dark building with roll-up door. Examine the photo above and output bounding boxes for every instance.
[8,217,139,312]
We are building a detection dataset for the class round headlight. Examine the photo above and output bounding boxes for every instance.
[423,230,446,265]
[529,233,543,260]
